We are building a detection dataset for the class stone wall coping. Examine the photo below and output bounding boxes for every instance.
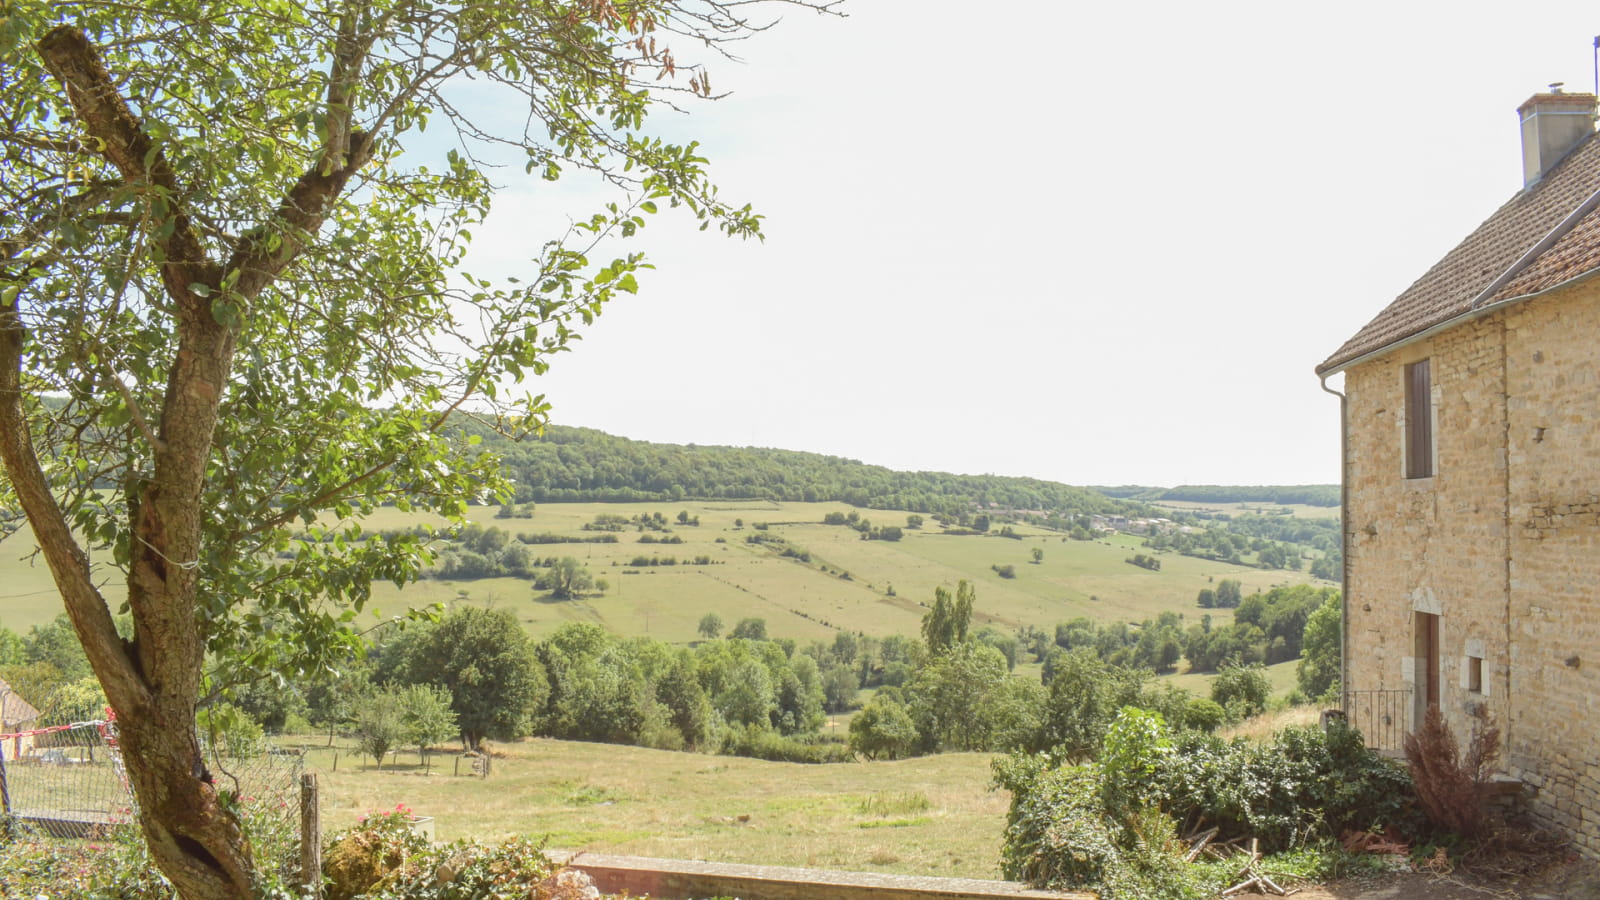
[547,850,1095,900]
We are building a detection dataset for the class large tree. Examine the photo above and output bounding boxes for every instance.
[0,0,832,896]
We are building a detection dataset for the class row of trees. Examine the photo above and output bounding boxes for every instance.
[217,579,1328,770]
[1047,584,1339,692]
[1143,527,1307,571]
[470,424,1144,519]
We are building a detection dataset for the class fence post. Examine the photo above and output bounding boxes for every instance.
[300,773,321,899]
[0,739,12,835]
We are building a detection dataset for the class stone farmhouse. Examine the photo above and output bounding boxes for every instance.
[1318,86,1600,857]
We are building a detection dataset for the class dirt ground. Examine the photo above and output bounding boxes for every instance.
[1287,855,1600,900]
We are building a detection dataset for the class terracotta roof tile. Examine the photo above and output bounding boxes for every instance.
[1318,132,1600,374]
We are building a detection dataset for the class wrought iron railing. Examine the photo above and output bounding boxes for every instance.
[1341,688,1413,755]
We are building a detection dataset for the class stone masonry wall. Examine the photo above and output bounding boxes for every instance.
[1502,278,1600,855]
[1343,276,1600,856]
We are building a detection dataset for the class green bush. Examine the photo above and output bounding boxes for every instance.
[1154,721,1415,849]
[995,717,1415,897]
[1183,698,1226,732]
[991,755,1223,900]
[325,805,569,900]
[0,829,174,899]
[992,755,1120,889]
[366,835,558,899]
[1211,663,1270,720]
[720,724,854,763]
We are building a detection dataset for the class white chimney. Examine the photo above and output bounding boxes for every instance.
[1519,84,1597,187]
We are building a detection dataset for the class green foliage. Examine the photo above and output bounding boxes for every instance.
[1215,579,1244,608]
[729,617,768,641]
[533,556,595,600]
[1211,663,1271,720]
[399,683,457,767]
[1183,697,1226,733]
[996,719,1413,897]
[1038,650,1146,761]
[379,607,547,750]
[1150,485,1340,507]
[1124,553,1160,571]
[1099,707,1172,817]
[1297,591,1342,699]
[720,724,853,764]
[921,580,974,653]
[487,425,1149,518]
[991,563,1017,578]
[351,687,407,768]
[196,701,265,760]
[1156,723,1415,848]
[365,835,563,900]
[902,641,1041,753]
[993,756,1121,889]
[848,694,919,760]
[323,807,434,900]
[697,612,723,640]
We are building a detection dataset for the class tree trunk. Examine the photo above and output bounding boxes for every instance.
[17,24,371,900]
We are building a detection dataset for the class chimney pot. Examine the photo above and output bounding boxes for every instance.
[1519,89,1597,187]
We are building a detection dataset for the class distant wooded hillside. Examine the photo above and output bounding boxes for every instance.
[465,424,1145,518]
[1091,484,1340,507]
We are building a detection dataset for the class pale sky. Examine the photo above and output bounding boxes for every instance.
[460,1,1600,487]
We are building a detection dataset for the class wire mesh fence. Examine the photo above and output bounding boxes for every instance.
[0,720,128,838]
[0,719,305,866]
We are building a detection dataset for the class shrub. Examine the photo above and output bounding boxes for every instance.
[1403,705,1500,840]
[1155,722,1415,848]
[0,829,174,899]
[1099,707,1172,818]
[721,724,854,763]
[849,695,919,760]
[1183,698,1226,733]
[993,755,1120,889]
[1211,663,1270,720]
[996,719,1415,896]
[196,702,265,759]
[326,806,572,900]
[325,806,432,900]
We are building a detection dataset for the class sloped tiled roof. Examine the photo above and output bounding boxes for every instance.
[1318,131,1600,374]
[0,677,40,728]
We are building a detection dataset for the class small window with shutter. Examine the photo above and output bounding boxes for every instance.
[1405,359,1433,479]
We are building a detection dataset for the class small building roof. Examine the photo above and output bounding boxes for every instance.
[1319,131,1600,375]
[0,677,41,729]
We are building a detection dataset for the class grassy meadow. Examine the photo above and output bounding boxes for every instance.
[304,735,1008,879]
[354,501,1327,648]
[1,499,1332,692]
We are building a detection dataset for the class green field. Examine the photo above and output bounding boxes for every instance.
[363,501,1324,647]
[1166,657,1302,699]
[304,734,1009,879]
[1,500,1331,657]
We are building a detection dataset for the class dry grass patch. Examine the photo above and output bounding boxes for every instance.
[308,737,1009,878]
[1220,704,1322,742]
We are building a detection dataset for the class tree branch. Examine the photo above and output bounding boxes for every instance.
[36,26,221,301]
[0,289,146,708]
[224,16,377,298]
